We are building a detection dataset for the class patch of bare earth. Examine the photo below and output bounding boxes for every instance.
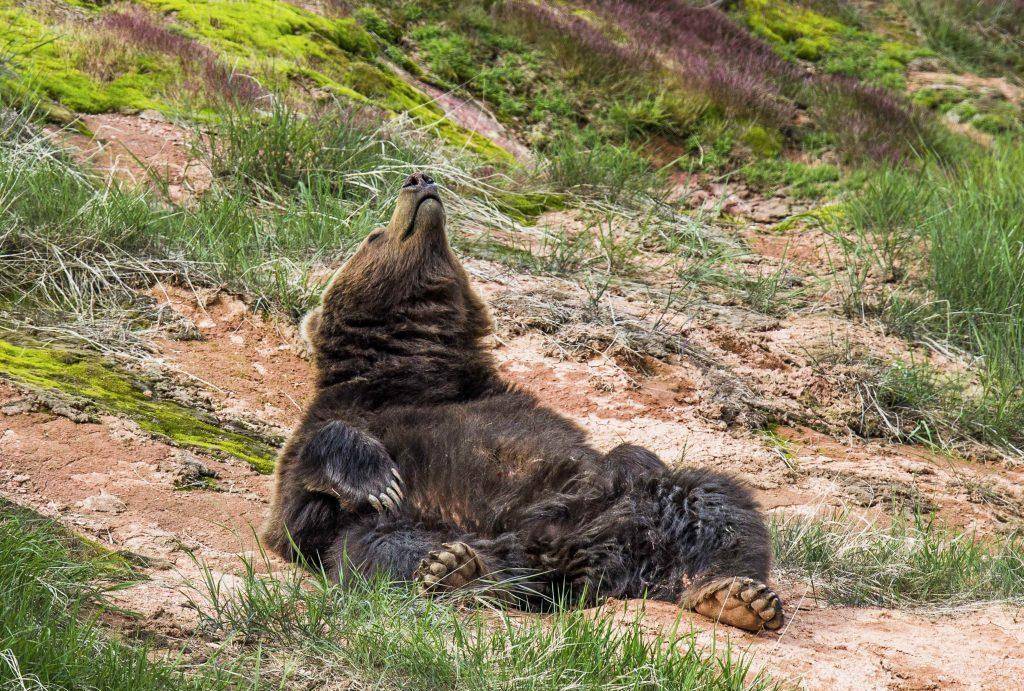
[49,112,211,203]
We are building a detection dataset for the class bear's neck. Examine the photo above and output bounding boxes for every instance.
[313,293,505,409]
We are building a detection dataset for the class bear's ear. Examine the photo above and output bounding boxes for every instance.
[299,306,323,354]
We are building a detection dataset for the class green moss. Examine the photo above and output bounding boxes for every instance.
[493,190,567,222]
[745,0,844,45]
[0,497,139,573]
[740,124,783,157]
[0,340,276,473]
[773,201,845,231]
[0,5,176,114]
[139,0,371,61]
[743,0,927,88]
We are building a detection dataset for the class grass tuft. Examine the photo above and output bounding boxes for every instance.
[0,502,235,690]
[773,512,1024,607]
[837,144,1024,453]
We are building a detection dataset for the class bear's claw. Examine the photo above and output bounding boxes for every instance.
[367,471,404,514]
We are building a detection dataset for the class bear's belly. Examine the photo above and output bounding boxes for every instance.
[373,394,603,532]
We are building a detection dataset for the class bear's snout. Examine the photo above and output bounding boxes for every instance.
[403,171,436,190]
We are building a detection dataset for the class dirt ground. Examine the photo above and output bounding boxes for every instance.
[3,114,1024,689]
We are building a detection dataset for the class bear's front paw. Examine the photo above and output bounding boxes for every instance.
[364,467,404,514]
[309,465,404,514]
[300,421,404,514]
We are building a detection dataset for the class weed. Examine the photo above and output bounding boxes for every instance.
[740,261,801,316]
[838,144,1024,452]
[543,128,663,201]
[900,0,1024,75]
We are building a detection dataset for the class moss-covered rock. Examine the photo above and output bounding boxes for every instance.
[0,340,277,473]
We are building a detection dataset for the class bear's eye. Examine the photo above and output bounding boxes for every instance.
[367,231,385,244]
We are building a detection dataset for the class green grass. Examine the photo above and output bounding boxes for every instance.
[0,497,782,689]
[378,1,715,185]
[773,512,1024,607]
[739,159,841,198]
[744,0,927,90]
[0,502,236,690]
[899,0,1024,75]
[186,548,779,690]
[543,127,665,201]
[852,358,1024,452]
[836,144,1024,452]
[0,98,524,321]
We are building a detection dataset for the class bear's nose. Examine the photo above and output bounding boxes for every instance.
[402,172,435,189]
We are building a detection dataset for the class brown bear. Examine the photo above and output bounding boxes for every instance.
[264,172,783,631]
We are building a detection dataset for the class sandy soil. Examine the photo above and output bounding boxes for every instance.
[49,112,211,203]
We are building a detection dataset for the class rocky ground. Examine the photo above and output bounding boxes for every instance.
[3,114,1024,689]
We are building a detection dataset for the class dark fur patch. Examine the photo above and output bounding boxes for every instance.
[298,421,395,501]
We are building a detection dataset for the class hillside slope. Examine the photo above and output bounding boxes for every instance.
[2,0,1024,688]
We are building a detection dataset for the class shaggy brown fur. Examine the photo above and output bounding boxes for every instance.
[264,173,783,631]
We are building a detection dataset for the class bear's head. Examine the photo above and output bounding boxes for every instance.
[322,171,464,311]
[309,173,496,395]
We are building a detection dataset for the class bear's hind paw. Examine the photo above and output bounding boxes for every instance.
[415,542,487,594]
[687,576,784,633]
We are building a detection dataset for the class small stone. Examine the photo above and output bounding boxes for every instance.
[172,453,220,490]
[79,491,127,514]
[2,399,35,415]
[138,109,167,122]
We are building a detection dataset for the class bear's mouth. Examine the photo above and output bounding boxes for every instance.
[401,192,442,240]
